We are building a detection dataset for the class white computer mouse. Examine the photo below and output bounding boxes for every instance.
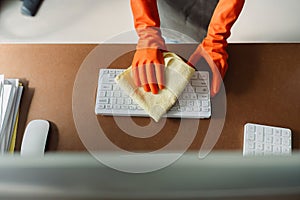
[20,119,50,156]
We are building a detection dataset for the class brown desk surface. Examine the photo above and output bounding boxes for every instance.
[0,44,299,152]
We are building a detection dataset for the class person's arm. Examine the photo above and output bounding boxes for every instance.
[188,0,245,97]
[131,0,167,94]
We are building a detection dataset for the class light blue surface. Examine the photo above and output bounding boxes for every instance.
[0,151,299,199]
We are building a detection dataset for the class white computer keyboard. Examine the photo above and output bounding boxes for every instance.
[243,123,292,156]
[95,69,211,119]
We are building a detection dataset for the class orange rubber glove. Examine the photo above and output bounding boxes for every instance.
[131,0,167,94]
[188,0,245,97]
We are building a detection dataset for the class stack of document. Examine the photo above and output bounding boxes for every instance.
[0,75,23,153]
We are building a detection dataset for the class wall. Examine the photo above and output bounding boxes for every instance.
[0,0,299,43]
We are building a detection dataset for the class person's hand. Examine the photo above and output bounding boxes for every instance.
[132,48,165,94]
[188,45,223,97]
[130,0,168,94]
[187,0,245,97]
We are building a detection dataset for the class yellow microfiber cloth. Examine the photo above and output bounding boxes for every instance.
[115,52,195,122]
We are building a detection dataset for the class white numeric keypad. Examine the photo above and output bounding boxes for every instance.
[243,123,292,156]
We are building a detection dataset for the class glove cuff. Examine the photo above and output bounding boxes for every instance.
[199,42,228,78]
[199,0,244,77]
[136,27,167,51]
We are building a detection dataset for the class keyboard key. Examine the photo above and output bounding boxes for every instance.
[113,105,121,109]
[193,107,201,112]
[187,100,194,107]
[255,150,264,156]
[178,107,186,112]
[100,84,112,91]
[247,132,255,140]
[256,126,263,135]
[125,98,132,105]
[265,144,272,152]
[282,147,291,154]
[97,104,105,109]
[111,98,117,104]
[121,105,129,110]
[191,73,198,80]
[247,141,255,149]
[202,101,209,107]
[105,105,112,109]
[170,106,178,111]
[196,87,208,94]
[247,124,255,133]
[202,107,210,112]
[106,91,113,97]
[191,80,203,87]
[122,93,129,98]
[265,135,273,143]
[282,130,291,137]
[98,98,109,104]
[282,137,291,146]
[179,100,187,106]
[113,91,121,97]
[113,85,120,91]
[273,137,281,145]
[190,94,197,100]
[187,87,194,93]
[104,77,115,84]
[256,143,264,151]
[116,69,123,74]
[246,150,255,156]
[274,129,281,136]
[256,130,264,142]
[273,146,281,154]
[182,93,190,100]
[198,94,209,100]
[99,91,106,97]
[108,73,116,78]
[129,105,136,110]
[265,127,273,135]
[186,107,192,112]
[199,73,208,80]
[117,98,123,104]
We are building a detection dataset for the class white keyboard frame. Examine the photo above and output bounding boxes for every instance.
[243,123,292,156]
[95,69,211,119]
